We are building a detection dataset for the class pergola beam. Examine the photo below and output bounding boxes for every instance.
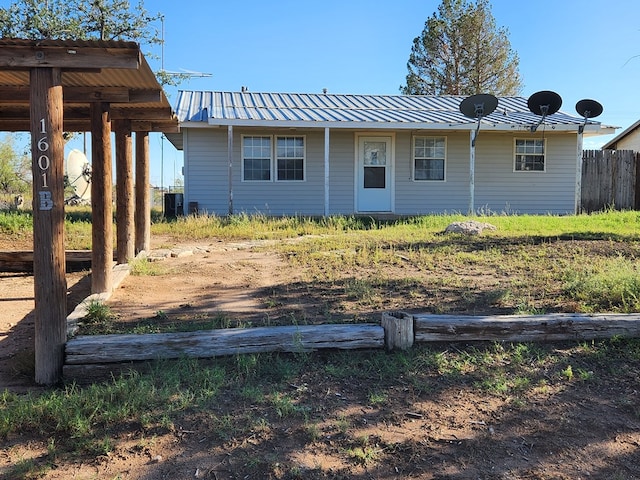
[0,44,140,69]
[0,86,162,104]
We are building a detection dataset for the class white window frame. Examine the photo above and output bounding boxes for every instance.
[242,135,272,182]
[412,136,446,181]
[241,135,306,182]
[514,138,546,172]
[276,135,306,182]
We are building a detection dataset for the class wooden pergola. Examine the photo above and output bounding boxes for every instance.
[0,39,178,385]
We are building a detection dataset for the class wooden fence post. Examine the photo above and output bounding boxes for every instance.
[382,312,414,351]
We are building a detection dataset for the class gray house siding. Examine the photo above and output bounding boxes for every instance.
[474,133,578,214]
[183,128,228,214]
[231,129,325,215]
[183,127,580,216]
[327,130,355,215]
[185,128,329,216]
[395,132,470,215]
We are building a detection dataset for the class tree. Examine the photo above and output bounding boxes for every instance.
[0,135,31,195]
[401,0,522,96]
[0,0,161,44]
[0,1,189,86]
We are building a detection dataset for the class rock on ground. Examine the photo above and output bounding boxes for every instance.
[444,220,497,235]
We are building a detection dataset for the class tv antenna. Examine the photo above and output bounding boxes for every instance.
[575,99,603,133]
[527,90,562,132]
[459,94,498,146]
[160,16,212,81]
[459,94,498,215]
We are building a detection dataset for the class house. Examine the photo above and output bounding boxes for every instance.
[167,91,615,217]
[601,119,640,151]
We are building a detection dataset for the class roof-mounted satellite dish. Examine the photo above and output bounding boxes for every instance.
[459,93,498,146]
[575,99,603,133]
[527,90,562,132]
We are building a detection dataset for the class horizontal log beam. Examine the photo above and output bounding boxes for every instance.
[0,107,177,133]
[413,313,640,343]
[0,118,179,133]
[65,324,385,364]
[0,86,161,104]
[0,45,139,69]
[0,105,172,120]
[0,250,111,272]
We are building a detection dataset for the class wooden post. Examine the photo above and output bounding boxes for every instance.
[381,312,414,351]
[135,131,150,254]
[30,67,67,385]
[91,102,113,293]
[115,120,134,264]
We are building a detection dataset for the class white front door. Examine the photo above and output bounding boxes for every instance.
[357,136,393,212]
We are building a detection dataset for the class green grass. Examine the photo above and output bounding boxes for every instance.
[2,338,638,478]
[563,255,640,312]
[3,210,640,477]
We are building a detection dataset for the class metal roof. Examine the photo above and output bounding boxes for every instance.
[175,90,612,135]
[0,38,177,133]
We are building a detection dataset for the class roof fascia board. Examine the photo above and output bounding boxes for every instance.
[0,45,140,69]
[202,118,591,133]
[601,119,640,149]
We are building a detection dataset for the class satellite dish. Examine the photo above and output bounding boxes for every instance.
[459,93,498,146]
[527,90,562,132]
[575,99,603,134]
[66,149,91,205]
[576,99,603,119]
[459,94,498,119]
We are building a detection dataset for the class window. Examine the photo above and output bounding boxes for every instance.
[276,136,305,181]
[413,136,445,181]
[515,139,545,171]
[242,135,305,181]
[243,136,271,181]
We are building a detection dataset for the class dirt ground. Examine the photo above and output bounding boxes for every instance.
[0,235,639,479]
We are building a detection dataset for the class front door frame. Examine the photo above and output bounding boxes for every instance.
[354,133,395,213]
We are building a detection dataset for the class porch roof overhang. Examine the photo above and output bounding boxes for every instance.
[167,90,615,150]
[0,38,179,133]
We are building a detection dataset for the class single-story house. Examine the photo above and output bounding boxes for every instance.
[601,119,640,151]
[167,91,615,216]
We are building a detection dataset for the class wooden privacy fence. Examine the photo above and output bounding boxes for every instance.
[63,311,640,383]
[581,150,640,212]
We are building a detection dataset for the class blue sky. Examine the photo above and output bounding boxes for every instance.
[149,0,640,186]
[10,0,640,187]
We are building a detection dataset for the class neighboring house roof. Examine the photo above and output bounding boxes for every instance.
[175,90,613,134]
[601,119,640,150]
